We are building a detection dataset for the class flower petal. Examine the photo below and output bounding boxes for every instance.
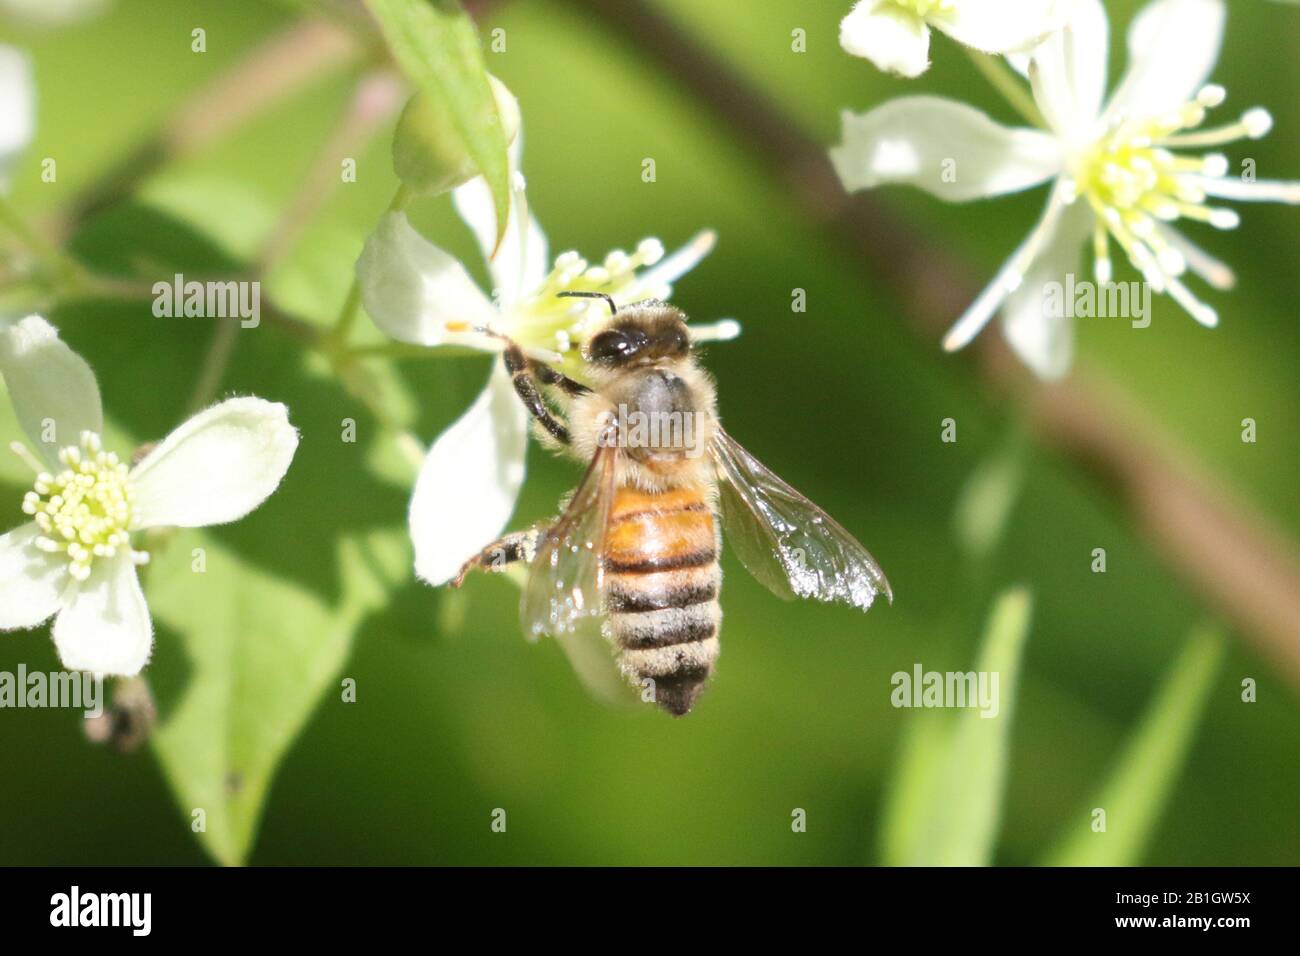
[0,522,65,630]
[831,96,1061,202]
[129,397,298,529]
[1000,200,1094,379]
[453,174,549,308]
[1028,0,1109,136]
[944,183,1072,351]
[52,549,151,676]
[0,315,103,467]
[410,361,528,587]
[452,118,549,308]
[935,0,1070,54]
[357,212,499,347]
[0,44,34,190]
[839,1,932,78]
[1107,0,1225,122]
[1062,0,1109,126]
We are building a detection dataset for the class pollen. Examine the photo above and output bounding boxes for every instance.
[1071,86,1273,326]
[20,431,144,581]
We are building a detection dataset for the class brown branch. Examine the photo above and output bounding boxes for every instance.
[1035,373,1300,689]
[565,0,1300,688]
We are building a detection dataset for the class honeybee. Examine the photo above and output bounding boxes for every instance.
[453,293,891,716]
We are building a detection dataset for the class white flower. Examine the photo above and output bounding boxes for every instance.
[0,316,299,675]
[840,0,1066,78]
[357,148,735,587]
[832,0,1300,378]
[0,43,34,192]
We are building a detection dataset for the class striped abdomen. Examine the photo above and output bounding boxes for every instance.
[604,485,721,717]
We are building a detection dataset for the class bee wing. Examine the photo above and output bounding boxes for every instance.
[520,436,640,706]
[710,425,892,610]
[520,440,619,640]
[553,622,640,709]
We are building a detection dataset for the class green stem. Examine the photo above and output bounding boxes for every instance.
[0,196,88,291]
[965,50,1046,129]
[329,280,366,347]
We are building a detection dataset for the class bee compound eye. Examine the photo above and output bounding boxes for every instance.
[669,325,690,356]
[590,330,637,363]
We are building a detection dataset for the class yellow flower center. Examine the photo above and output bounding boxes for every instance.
[506,238,669,375]
[21,431,141,581]
[1070,85,1271,322]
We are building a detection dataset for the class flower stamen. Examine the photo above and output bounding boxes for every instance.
[1072,87,1280,320]
[20,431,145,581]
[9,440,45,474]
[507,237,678,361]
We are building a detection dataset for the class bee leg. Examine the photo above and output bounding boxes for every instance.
[531,361,590,397]
[450,529,542,588]
[503,343,571,444]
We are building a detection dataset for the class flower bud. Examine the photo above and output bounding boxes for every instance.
[392,74,520,195]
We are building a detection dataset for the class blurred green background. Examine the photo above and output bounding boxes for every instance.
[0,0,1297,865]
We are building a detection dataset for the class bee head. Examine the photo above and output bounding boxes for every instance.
[567,297,691,369]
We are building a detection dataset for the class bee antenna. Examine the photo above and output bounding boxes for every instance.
[557,291,617,316]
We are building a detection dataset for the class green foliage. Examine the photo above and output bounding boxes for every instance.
[57,182,420,865]
[392,79,518,196]
[879,602,1224,869]
[880,588,1032,866]
[365,0,510,240]
[1044,627,1225,867]
[147,530,388,866]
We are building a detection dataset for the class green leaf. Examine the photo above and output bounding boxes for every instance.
[147,530,387,866]
[365,0,510,245]
[52,200,422,863]
[1043,626,1224,866]
[877,709,950,866]
[392,77,519,196]
[139,174,278,264]
[879,587,1033,866]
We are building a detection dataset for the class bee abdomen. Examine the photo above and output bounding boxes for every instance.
[618,638,720,718]
[606,578,718,614]
[604,486,722,716]
[610,601,720,649]
[611,599,720,718]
